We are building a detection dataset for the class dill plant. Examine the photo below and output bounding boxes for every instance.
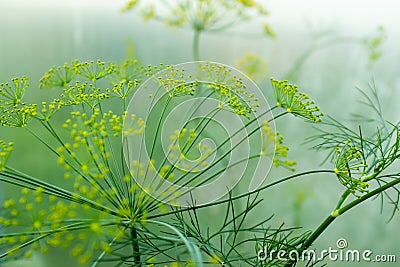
[0,2,398,267]
[121,0,275,61]
[0,58,399,267]
[0,60,302,266]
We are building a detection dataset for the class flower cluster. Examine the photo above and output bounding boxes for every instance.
[39,61,77,88]
[5,60,145,127]
[334,140,369,195]
[0,141,13,172]
[57,108,150,219]
[156,65,197,97]
[270,78,324,122]
[0,76,28,105]
[199,62,259,118]
[121,0,274,36]
[150,63,260,118]
[0,77,37,127]
[261,121,296,171]
[0,60,156,265]
[0,59,309,266]
[0,185,124,265]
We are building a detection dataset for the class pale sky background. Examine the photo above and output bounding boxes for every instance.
[1,0,398,31]
[1,0,398,74]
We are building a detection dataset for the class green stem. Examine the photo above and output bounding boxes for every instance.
[131,227,141,266]
[335,170,381,210]
[301,174,400,251]
[300,215,336,252]
[338,174,400,216]
[334,189,351,210]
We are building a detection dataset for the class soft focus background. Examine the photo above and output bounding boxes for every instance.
[1,0,399,266]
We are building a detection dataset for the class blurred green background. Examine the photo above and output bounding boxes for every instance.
[1,0,399,266]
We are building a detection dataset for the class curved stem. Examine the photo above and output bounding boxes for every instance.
[338,175,400,216]
[334,189,351,210]
[300,215,335,252]
[301,174,400,251]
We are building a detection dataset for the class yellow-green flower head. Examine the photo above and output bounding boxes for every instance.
[261,121,296,171]
[334,140,369,195]
[0,77,37,127]
[39,61,77,88]
[270,78,323,122]
[121,0,272,36]
[0,76,28,105]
